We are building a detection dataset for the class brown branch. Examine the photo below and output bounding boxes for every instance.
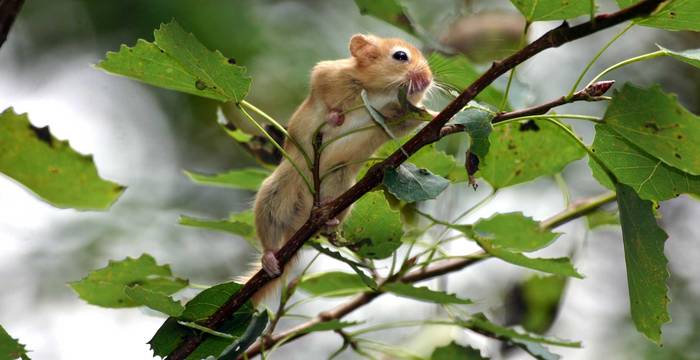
[166,1,664,358]
[0,0,25,49]
[242,191,616,358]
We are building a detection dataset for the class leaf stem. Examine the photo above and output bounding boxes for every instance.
[500,22,530,111]
[177,321,234,339]
[493,114,602,127]
[585,49,666,88]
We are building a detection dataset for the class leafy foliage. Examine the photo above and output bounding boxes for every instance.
[383,163,449,202]
[342,191,404,259]
[616,183,670,343]
[463,313,580,347]
[0,325,30,360]
[586,209,621,229]
[354,0,415,35]
[430,342,486,360]
[510,0,593,21]
[480,243,583,278]
[299,271,371,297]
[97,20,251,102]
[124,286,184,317]
[617,0,700,31]
[297,320,360,335]
[473,212,560,252]
[70,254,188,308]
[520,275,566,333]
[382,282,472,304]
[178,210,258,249]
[428,53,507,108]
[0,108,125,210]
[185,167,269,191]
[218,311,269,360]
[603,84,700,175]
[480,120,586,189]
[659,45,700,69]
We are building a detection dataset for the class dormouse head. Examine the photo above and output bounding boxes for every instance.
[349,34,433,102]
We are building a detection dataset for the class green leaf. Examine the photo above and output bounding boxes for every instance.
[616,183,670,344]
[310,244,378,289]
[218,311,269,360]
[149,282,254,359]
[480,119,586,189]
[382,282,472,304]
[0,325,30,360]
[617,0,700,32]
[520,275,566,333]
[452,104,495,183]
[298,320,360,335]
[510,0,592,21]
[590,124,700,201]
[343,191,404,259]
[511,339,561,360]
[383,163,449,202]
[430,342,486,360]
[70,254,188,308]
[185,168,269,191]
[604,84,700,175]
[354,0,415,35]
[428,53,507,108]
[124,286,184,317]
[659,46,700,69]
[473,212,560,252]
[586,209,621,229]
[0,108,125,210]
[484,244,583,278]
[299,272,371,297]
[97,20,250,102]
[463,313,580,347]
[178,210,258,249]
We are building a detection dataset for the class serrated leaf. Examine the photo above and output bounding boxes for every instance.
[0,108,125,210]
[299,272,371,297]
[463,313,580,347]
[510,0,593,21]
[429,53,507,108]
[617,0,700,32]
[480,119,586,189]
[70,254,188,308]
[604,84,700,175]
[520,275,566,333]
[616,183,670,344]
[383,163,449,202]
[511,339,561,360]
[430,342,486,360]
[185,167,269,191]
[125,285,184,317]
[484,244,583,278]
[659,46,700,69]
[590,124,700,201]
[97,20,250,102]
[586,209,621,229]
[218,311,269,360]
[310,244,378,289]
[382,282,472,304]
[179,210,258,249]
[358,139,460,182]
[474,212,560,252]
[298,320,360,335]
[149,282,254,359]
[0,325,30,360]
[354,0,415,35]
[343,192,404,259]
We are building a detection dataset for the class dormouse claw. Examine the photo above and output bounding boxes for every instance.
[262,250,281,277]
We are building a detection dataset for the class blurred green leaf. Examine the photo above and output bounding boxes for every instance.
[0,108,125,210]
[511,339,561,360]
[604,84,700,175]
[70,254,188,308]
[481,119,586,189]
[299,272,371,297]
[521,275,566,333]
[354,0,415,35]
[97,20,251,102]
[298,320,360,335]
[617,0,700,31]
[343,192,404,259]
[218,311,269,360]
[659,46,700,69]
[452,104,495,184]
[463,313,580,347]
[483,243,583,278]
[149,282,254,359]
[586,209,620,229]
[359,139,461,182]
[590,124,700,201]
[0,325,30,360]
[185,167,269,191]
[428,53,507,108]
[383,163,449,202]
[179,210,258,249]
[310,244,378,289]
[430,342,486,359]
[510,0,593,21]
[616,183,670,344]
[125,285,184,317]
[474,212,560,252]
[382,282,472,304]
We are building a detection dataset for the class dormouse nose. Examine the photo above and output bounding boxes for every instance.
[407,69,432,94]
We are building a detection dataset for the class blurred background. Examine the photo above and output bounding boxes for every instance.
[1,0,699,359]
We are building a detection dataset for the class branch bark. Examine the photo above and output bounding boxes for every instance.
[166,1,664,358]
[0,0,24,50]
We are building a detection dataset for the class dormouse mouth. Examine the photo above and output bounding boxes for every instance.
[407,73,432,95]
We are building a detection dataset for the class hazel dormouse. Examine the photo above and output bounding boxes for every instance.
[247,34,433,302]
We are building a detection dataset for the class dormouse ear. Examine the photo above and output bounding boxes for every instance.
[349,34,378,60]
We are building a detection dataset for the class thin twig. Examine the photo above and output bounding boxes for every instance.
[165,2,664,358]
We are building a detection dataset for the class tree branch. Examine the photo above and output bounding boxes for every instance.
[242,191,616,358]
[0,0,24,50]
[166,1,664,358]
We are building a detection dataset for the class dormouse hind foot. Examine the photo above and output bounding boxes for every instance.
[262,250,281,277]
[326,109,345,127]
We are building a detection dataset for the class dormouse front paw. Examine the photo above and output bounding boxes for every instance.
[262,250,281,277]
[326,109,345,127]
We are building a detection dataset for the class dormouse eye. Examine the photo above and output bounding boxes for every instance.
[392,50,409,62]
